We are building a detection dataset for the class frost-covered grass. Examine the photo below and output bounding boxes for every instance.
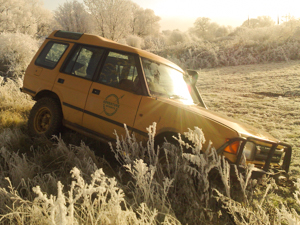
[0,61,300,224]
[0,122,300,224]
[0,77,34,130]
[0,167,170,225]
[198,60,300,176]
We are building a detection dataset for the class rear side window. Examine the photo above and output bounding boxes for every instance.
[35,42,68,69]
[63,45,104,80]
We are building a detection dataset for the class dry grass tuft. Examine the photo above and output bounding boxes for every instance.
[0,77,34,130]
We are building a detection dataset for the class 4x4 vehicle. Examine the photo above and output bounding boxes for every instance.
[22,30,291,173]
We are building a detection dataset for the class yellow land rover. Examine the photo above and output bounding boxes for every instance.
[22,30,291,173]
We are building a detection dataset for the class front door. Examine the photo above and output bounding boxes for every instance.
[82,51,143,140]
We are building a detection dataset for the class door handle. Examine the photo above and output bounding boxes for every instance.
[92,89,100,95]
[58,78,64,84]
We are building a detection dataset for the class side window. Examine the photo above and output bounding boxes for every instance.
[35,42,68,69]
[142,58,170,96]
[98,51,139,92]
[63,45,104,80]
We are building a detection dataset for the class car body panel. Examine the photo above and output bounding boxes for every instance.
[23,40,73,98]
[82,82,142,139]
[134,96,239,149]
[52,73,93,126]
[187,104,278,143]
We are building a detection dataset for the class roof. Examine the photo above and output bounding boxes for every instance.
[48,30,183,72]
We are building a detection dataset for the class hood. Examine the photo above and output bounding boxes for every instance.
[189,104,278,142]
[162,97,278,143]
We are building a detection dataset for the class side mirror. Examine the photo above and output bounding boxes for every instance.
[186,69,199,85]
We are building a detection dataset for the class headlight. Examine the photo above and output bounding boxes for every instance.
[243,142,257,161]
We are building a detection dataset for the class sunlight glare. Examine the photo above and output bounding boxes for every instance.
[169,71,194,105]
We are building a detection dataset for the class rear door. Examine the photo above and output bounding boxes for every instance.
[52,45,104,126]
[24,41,69,95]
[82,51,143,140]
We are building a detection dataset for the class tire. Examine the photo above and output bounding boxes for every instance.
[28,97,63,138]
[155,133,192,151]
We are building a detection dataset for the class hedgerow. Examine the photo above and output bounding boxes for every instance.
[153,25,300,69]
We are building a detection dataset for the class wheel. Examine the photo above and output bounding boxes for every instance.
[155,134,190,181]
[28,97,62,138]
[155,133,192,153]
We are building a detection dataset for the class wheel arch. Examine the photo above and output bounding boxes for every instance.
[154,130,194,152]
[34,90,61,105]
[154,131,180,146]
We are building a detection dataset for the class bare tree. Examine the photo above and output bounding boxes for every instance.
[55,0,92,33]
[131,6,160,37]
[281,14,300,31]
[0,0,52,36]
[191,17,222,39]
[194,17,212,33]
[241,16,275,28]
[84,0,132,41]
[29,0,54,37]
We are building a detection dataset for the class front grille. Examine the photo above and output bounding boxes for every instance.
[254,145,284,163]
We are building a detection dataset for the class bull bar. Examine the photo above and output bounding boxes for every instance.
[217,136,292,173]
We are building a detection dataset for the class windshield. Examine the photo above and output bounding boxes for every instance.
[142,58,198,105]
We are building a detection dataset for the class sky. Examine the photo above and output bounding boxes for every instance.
[43,0,300,31]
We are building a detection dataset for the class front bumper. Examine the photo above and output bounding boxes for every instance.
[217,137,292,173]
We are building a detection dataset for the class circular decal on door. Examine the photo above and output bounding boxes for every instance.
[103,94,120,116]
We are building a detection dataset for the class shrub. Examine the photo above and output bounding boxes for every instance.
[143,34,166,51]
[0,32,39,78]
[165,30,192,46]
[125,35,145,49]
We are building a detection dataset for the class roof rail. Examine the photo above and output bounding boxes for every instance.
[54,30,83,40]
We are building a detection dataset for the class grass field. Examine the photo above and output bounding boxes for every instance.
[198,60,300,176]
